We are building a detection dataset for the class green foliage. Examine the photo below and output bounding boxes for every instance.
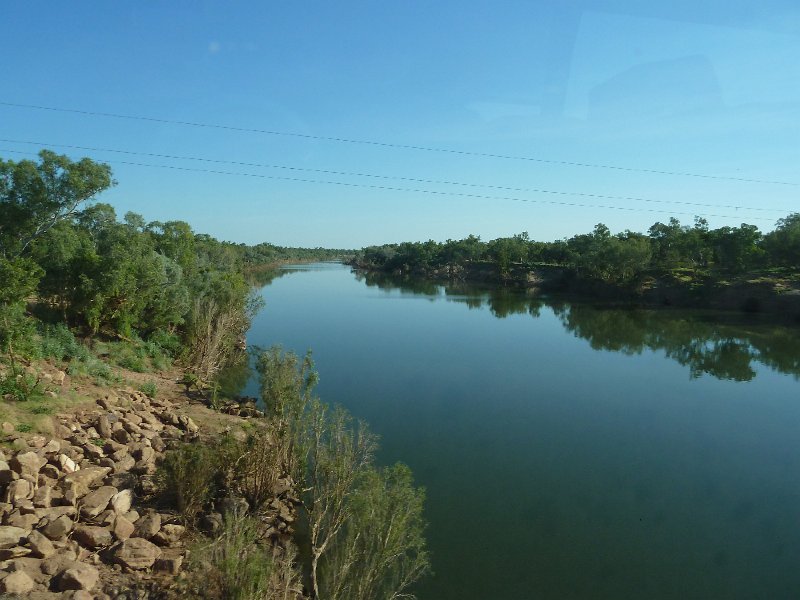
[321,463,431,600]
[188,515,300,600]
[139,380,158,398]
[157,438,243,524]
[37,323,90,362]
[15,423,32,433]
[0,150,114,258]
[254,346,430,600]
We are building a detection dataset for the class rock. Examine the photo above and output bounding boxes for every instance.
[58,454,78,474]
[134,446,155,464]
[133,511,161,539]
[113,455,136,473]
[111,428,130,444]
[111,537,161,570]
[32,485,51,509]
[178,415,199,433]
[112,516,135,540]
[40,464,61,480]
[0,527,28,549]
[0,422,14,434]
[0,461,17,484]
[41,515,74,540]
[97,415,112,439]
[26,529,55,558]
[73,525,113,549]
[5,479,32,504]
[58,563,99,591]
[0,546,31,560]
[150,435,166,452]
[111,489,132,514]
[199,512,223,535]
[9,451,45,479]
[61,466,110,492]
[154,555,183,575]
[152,524,185,546]
[80,486,118,519]
[4,511,38,530]
[219,496,249,517]
[0,569,34,594]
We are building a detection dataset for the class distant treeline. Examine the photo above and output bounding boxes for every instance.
[0,150,345,382]
[354,215,800,285]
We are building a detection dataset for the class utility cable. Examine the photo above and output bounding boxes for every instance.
[0,138,789,215]
[1,100,796,187]
[0,147,778,222]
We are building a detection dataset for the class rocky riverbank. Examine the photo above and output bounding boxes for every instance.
[0,373,300,598]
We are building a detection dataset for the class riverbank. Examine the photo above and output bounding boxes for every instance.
[0,357,301,598]
[350,261,800,320]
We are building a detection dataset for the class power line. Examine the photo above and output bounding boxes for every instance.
[1,100,796,187]
[0,147,778,223]
[0,138,789,214]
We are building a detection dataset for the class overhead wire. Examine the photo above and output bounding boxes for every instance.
[0,138,790,214]
[0,147,778,223]
[1,100,796,187]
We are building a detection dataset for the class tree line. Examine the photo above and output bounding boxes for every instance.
[0,150,345,385]
[355,215,800,285]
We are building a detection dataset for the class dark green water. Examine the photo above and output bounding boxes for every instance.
[241,263,800,600]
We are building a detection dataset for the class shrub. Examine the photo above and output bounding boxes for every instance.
[190,517,278,600]
[37,323,90,362]
[157,438,243,524]
[139,381,158,398]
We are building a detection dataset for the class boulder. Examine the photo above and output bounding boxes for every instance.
[112,515,135,540]
[26,530,55,558]
[0,569,34,595]
[73,525,113,549]
[0,526,28,549]
[111,537,162,570]
[58,563,99,591]
[152,524,185,546]
[133,511,161,539]
[80,485,117,519]
[41,515,74,540]
[5,479,32,504]
[111,489,133,514]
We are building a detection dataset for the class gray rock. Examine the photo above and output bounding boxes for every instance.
[26,529,55,558]
[133,511,161,539]
[58,562,99,591]
[152,524,185,546]
[80,485,118,519]
[111,537,162,570]
[112,515,135,540]
[73,525,113,549]
[0,526,28,549]
[0,569,34,594]
[111,489,133,514]
[41,515,74,540]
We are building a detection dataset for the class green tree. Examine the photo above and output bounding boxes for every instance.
[0,150,113,258]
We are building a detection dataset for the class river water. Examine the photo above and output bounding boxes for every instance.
[237,262,800,600]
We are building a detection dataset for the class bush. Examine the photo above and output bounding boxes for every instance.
[37,323,90,362]
[157,438,243,524]
[188,516,286,600]
[139,381,158,399]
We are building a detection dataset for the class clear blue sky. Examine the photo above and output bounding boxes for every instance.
[2,1,798,248]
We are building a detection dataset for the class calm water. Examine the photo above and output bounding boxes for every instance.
[240,263,800,600]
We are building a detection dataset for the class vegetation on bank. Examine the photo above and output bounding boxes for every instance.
[354,215,800,288]
[0,150,348,403]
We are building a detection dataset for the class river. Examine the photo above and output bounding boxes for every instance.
[235,262,800,600]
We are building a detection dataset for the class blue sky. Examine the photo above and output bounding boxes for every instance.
[2,1,798,248]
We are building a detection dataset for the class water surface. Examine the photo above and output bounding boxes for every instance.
[241,263,800,600]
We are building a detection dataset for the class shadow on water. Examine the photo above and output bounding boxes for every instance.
[355,270,800,382]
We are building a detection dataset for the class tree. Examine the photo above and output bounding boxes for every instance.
[0,150,114,258]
